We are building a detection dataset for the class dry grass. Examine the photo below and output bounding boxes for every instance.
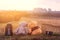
[0,34,60,40]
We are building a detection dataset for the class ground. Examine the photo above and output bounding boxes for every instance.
[0,34,60,40]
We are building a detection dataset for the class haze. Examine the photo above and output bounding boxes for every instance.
[0,0,60,11]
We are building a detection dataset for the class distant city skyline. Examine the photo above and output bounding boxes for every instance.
[0,0,60,11]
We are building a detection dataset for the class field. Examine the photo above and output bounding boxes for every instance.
[0,18,60,40]
[0,34,60,40]
[0,11,60,40]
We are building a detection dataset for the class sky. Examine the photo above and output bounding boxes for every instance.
[0,0,60,11]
